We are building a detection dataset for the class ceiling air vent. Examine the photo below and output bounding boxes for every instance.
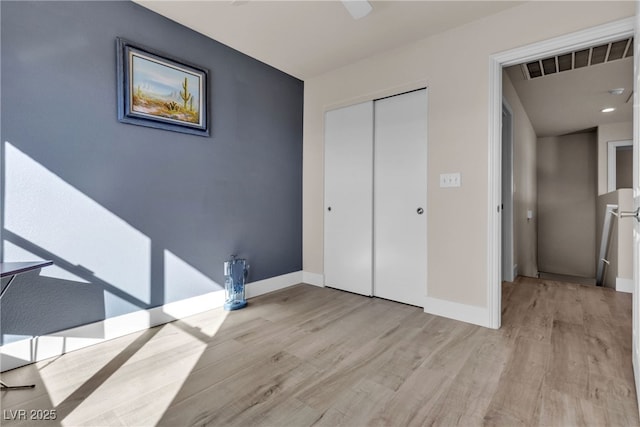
[557,53,572,72]
[522,37,633,80]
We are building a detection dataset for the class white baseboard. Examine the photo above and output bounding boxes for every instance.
[424,296,491,328]
[616,277,634,294]
[246,271,302,298]
[1,270,303,372]
[302,271,324,287]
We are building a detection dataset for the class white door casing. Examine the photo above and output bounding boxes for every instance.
[324,101,373,296]
[501,101,515,282]
[373,89,428,307]
[608,139,633,192]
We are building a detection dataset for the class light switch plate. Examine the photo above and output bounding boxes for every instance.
[440,173,461,188]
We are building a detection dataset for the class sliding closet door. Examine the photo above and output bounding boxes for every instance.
[324,102,373,296]
[374,89,427,306]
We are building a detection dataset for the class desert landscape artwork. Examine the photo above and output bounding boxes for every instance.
[130,52,202,126]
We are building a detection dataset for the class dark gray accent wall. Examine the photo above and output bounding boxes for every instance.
[0,1,303,345]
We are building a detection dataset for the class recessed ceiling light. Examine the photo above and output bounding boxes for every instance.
[602,107,616,113]
[609,88,625,96]
[342,0,372,20]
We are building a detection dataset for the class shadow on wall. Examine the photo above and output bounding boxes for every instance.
[1,142,224,347]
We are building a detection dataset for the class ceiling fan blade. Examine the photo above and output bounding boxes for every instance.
[341,0,372,20]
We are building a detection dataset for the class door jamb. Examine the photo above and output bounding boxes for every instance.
[608,139,634,192]
[487,17,634,329]
[501,99,515,282]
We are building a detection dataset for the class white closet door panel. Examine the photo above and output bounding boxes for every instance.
[324,101,373,296]
[374,89,427,307]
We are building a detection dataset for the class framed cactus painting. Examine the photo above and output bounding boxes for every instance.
[117,38,209,136]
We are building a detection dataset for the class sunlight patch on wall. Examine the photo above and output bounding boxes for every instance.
[164,249,223,302]
[4,141,151,303]
[103,290,146,318]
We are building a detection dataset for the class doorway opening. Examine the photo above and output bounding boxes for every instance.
[488,17,635,329]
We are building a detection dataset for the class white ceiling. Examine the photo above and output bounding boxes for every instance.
[134,0,524,79]
[505,57,633,137]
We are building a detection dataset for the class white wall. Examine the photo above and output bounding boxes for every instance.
[598,121,633,195]
[537,131,598,279]
[503,71,538,278]
[303,1,634,312]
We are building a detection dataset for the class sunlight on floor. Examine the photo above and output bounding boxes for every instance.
[38,333,143,407]
[31,310,229,424]
[53,323,208,426]
[175,305,230,339]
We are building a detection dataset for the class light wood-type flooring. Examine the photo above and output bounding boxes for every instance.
[1,277,638,426]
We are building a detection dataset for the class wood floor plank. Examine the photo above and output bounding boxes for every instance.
[550,281,584,325]
[586,371,639,423]
[483,378,543,426]
[584,327,634,381]
[498,276,536,341]
[424,331,513,423]
[293,316,413,410]
[163,337,299,408]
[483,337,549,425]
[158,350,308,426]
[516,280,554,343]
[317,379,396,426]
[418,320,481,375]
[365,311,435,391]
[500,336,550,387]
[365,367,456,426]
[285,297,414,371]
[310,408,346,427]
[534,386,610,427]
[208,359,322,427]
[546,319,589,399]
[259,398,322,427]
